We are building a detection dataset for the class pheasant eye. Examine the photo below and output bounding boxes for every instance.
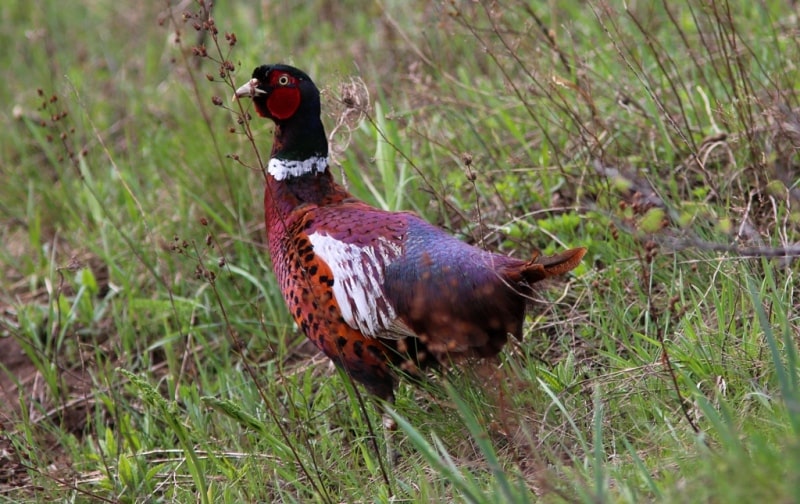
[278,74,290,86]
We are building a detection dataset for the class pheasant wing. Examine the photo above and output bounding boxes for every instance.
[302,203,414,339]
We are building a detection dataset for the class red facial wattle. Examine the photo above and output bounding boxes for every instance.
[265,86,301,120]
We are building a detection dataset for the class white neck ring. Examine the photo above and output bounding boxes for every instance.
[267,156,328,181]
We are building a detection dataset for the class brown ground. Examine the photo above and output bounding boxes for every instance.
[1,335,37,491]
[0,255,107,493]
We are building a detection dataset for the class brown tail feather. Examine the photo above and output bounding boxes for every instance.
[520,247,587,283]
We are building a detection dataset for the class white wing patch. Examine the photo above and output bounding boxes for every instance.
[307,232,401,337]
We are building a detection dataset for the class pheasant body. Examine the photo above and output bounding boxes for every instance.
[235,64,586,402]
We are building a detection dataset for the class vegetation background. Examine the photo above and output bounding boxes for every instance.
[1,0,799,502]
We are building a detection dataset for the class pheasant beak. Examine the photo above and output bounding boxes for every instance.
[232,78,267,101]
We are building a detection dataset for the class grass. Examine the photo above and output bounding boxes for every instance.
[1,0,799,501]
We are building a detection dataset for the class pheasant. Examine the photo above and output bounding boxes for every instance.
[233,64,586,405]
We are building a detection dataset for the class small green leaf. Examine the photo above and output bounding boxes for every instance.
[639,207,665,233]
[717,217,732,234]
[78,267,98,295]
[118,453,135,489]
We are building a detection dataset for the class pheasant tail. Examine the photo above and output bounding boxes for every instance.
[519,247,587,284]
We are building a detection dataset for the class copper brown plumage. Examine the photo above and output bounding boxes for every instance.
[234,64,586,403]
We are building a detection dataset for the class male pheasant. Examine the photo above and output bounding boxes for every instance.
[233,64,586,403]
